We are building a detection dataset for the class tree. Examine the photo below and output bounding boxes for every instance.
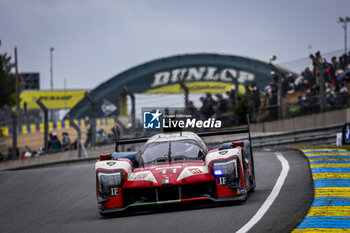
[0,44,16,108]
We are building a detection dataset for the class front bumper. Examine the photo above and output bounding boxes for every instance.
[99,194,246,214]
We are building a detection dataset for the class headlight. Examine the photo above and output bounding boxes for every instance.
[97,170,125,201]
[211,157,240,188]
[212,160,237,177]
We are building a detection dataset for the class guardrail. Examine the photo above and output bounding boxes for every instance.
[212,124,342,148]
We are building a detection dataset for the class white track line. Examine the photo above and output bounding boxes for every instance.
[236,152,290,233]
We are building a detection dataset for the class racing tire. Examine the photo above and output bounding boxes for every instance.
[248,185,255,193]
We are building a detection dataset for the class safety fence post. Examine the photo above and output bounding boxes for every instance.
[309,54,325,113]
[5,106,17,159]
[36,99,49,152]
[70,119,88,158]
[84,92,97,147]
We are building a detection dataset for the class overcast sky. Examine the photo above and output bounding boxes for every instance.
[1,0,349,90]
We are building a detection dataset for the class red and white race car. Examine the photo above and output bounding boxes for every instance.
[95,128,256,215]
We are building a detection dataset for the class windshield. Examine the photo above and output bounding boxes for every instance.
[141,139,201,165]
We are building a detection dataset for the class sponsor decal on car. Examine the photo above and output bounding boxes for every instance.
[162,177,169,184]
[238,188,246,194]
[188,168,203,174]
[134,173,148,180]
[110,187,119,196]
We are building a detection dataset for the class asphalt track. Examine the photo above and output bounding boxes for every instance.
[0,149,313,233]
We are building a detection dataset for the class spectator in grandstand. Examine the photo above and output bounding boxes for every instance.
[340,53,349,70]
[226,88,236,110]
[322,58,332,83]
[200,93,216,119]
[312,51,323,82]
[327,82,339,108]
[286,73,295,92]
[282,74,290,96]
[262,82,278,121]
[339,82,349,106]
[304,67,314,86]
[338,69,350,83]
[331,56,341,70]
[48,132,61,153]
[186,101,200,120]
[330,56,341,83]
[251,83,261,122]
[303,89,320,114]
[271,71,278,83]
[294,72,309,90]
[97,129,109,145]
[61,132,71,151]
[215,93,228,115]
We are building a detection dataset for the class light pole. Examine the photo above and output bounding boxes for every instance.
[50,47,54,90]
[49,47,54,121]
[338,17,350,54]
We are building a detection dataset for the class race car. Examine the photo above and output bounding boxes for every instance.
[95,127,256,215]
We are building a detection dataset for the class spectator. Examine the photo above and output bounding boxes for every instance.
[287,73,295,92]
[61,132,71,151]
[294,72,309,90]
[303,89,319,114]
[262,82,278,121]
[226,88,236,109]
[322,58,332,83]
[97,129,109,145]
[200,93,216,119]
[215,93,229,121]
[339,82,349,106]
[330,56,340,83]
[312,51,323,82]
[340,53,348,70]
[48,132,61,153]
[304,67,314,86]
[271,71,278,83]
[187,101,200,119]
[251,83,261,122]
